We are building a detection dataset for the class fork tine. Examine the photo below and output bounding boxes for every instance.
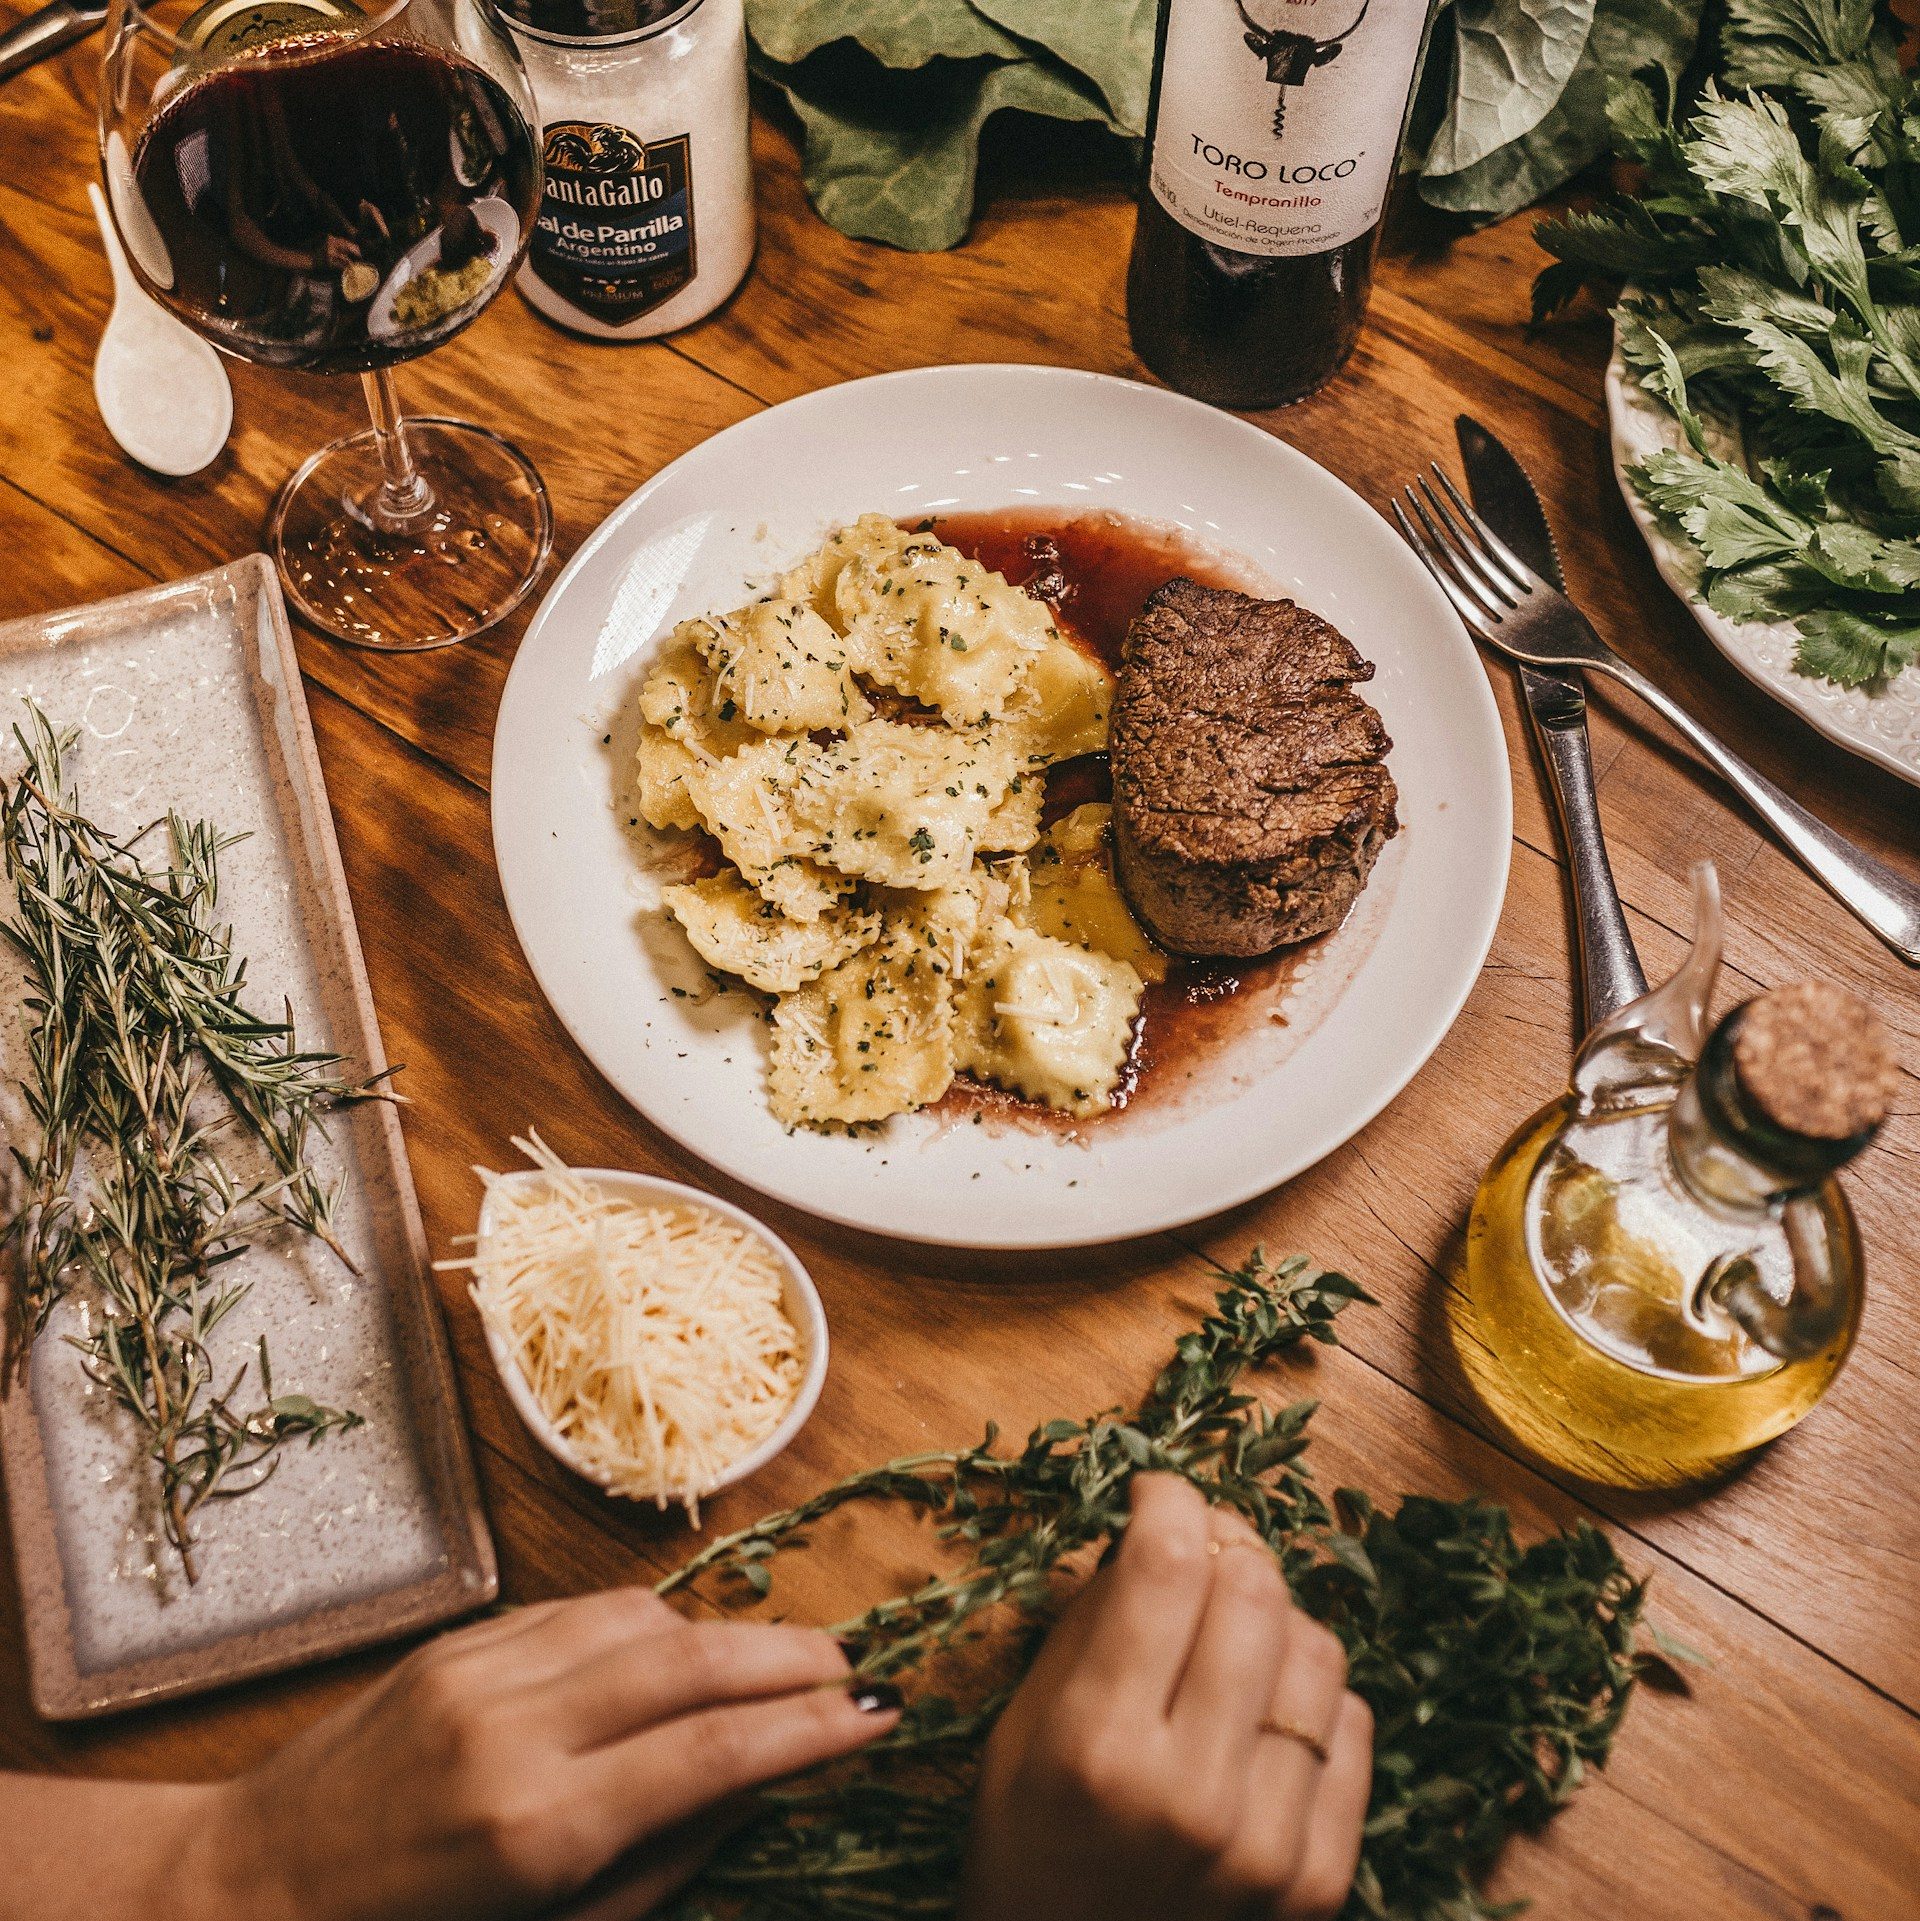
[1428,464,1530,594]
[1413,477,1516,612]
[1390,499,1496,636]
[1405,484,1509,619]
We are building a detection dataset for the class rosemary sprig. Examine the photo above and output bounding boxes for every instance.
[662,1253,1650,1921]
[1,708,384,1582]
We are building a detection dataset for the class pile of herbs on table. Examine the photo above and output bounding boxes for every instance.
[661,1250,1673,1921]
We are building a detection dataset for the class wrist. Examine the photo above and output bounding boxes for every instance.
[162,1777,302,1921]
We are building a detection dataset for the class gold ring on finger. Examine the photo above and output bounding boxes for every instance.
[1259,1716,1330,1764]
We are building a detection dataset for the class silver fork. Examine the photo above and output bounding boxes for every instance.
[1393,467,1920,969]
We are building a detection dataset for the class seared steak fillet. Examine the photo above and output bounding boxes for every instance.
[1110,578,1398,958]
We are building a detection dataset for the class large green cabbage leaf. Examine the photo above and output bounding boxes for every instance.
[1420,0,1600,177]
[746,0,1710,250]
[1419,0,1705,214]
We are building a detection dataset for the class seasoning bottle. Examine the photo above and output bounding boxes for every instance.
[1457,864,1898,1488]
[497,0,755,340]
[1127,0,1437,408]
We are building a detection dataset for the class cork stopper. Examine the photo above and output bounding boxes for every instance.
[1732,981,1900,1142]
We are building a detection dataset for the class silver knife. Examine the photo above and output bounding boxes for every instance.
[1455,416,1647,1028]
[0,0,106,82]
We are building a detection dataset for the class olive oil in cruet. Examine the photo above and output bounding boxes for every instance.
[1456,867,1898,1487]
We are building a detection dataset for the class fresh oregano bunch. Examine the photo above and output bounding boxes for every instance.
[1,707,383,1581]
[661,1252,1651,1921]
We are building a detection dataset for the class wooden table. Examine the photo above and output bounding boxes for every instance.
[2,36,1918,1919]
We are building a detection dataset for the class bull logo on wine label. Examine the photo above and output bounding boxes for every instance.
[1233,0,1370,137]
[529,121,697,326]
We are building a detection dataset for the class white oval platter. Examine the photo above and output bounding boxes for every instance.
[1605,330,1920,788]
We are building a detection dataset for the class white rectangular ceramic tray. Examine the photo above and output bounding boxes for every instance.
[0,556,496,1719]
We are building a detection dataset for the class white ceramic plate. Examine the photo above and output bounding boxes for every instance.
[491,365,1511,1249]
[476,1169,828,1502]
[1606,328,1920,788]
[368,196,522,345]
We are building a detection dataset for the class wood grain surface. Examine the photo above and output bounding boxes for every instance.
[1,27,1916,1919]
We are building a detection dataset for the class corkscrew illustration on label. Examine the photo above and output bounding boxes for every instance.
[1146,0,1429,261]
[1234,0,1369,137]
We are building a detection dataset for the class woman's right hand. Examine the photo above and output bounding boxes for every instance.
[959,1473,1373,1921]
[204,1585,900,1921]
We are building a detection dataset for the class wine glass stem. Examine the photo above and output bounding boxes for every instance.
[359,369,437,532]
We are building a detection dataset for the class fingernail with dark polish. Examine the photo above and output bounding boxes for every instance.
[837,1637,866,1666]
[849,1680,903,1715]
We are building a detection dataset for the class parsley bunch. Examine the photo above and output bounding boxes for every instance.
[662,1253,1654,1921]
[1536,0,1920,687]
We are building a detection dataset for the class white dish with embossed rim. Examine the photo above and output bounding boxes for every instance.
[490,364,1510,1250]
[1607,323,1920,788]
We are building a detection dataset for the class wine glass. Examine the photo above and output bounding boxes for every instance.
[100,0,553,651]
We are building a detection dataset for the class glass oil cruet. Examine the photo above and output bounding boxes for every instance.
[1456,865,1899,1487]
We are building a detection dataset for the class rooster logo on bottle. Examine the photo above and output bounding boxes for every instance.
[544,122,650,176]
[1235,0,1370,137]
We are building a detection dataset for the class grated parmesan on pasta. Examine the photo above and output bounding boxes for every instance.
[636,518,1139,1128]
[441,1138,804,1522]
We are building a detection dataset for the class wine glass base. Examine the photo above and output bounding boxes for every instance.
[269,416,553,652]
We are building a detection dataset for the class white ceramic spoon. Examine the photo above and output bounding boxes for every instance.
[86,180,232,477]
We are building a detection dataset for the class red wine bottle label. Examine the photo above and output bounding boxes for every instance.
[1148,0,1428,258]
[529,122,697,324]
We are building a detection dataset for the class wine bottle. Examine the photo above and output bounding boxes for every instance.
[1127,0,1435,409]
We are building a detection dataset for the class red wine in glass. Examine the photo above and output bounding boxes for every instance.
[132,34,539,376]
[104,0,552,652]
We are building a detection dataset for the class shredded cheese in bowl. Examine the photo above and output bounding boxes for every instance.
[441,1138,820,1521]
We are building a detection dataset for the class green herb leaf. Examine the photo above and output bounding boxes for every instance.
[1647,1620,1709,1666]
[1794,604,1920,682]
[0,709,382,1582]
[767,50,1117,252]
[1421,0,1598,179]
[1684,85,1875,313]
[746,0,1021,70]
[1721,0,1885,93]
[1535,2,1920,689]
[1418,0,1704,216]
[1702,558,1832,620]
[968,0,1156,134]
[659,1252,1651,1921]
[1633,448,1811,567]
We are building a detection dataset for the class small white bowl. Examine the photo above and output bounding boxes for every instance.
[474,1168,829,1505]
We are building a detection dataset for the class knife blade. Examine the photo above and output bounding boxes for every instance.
[1455,416,1647,1028]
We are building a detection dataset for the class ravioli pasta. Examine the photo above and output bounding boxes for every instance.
[678,738,853,923]
[662,873,882,994]
[633,639,763,831]
[769,936,957,1127]
[694,599,871,735]
[787,720,1019,891]
[634,518,1149,1130]
[955,921,1146,1120]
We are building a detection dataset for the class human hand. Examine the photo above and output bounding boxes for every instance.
[202,1586,899,1921]
[959,1473,1372,1921]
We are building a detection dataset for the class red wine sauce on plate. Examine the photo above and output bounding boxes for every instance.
[924,509,1317,1133]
